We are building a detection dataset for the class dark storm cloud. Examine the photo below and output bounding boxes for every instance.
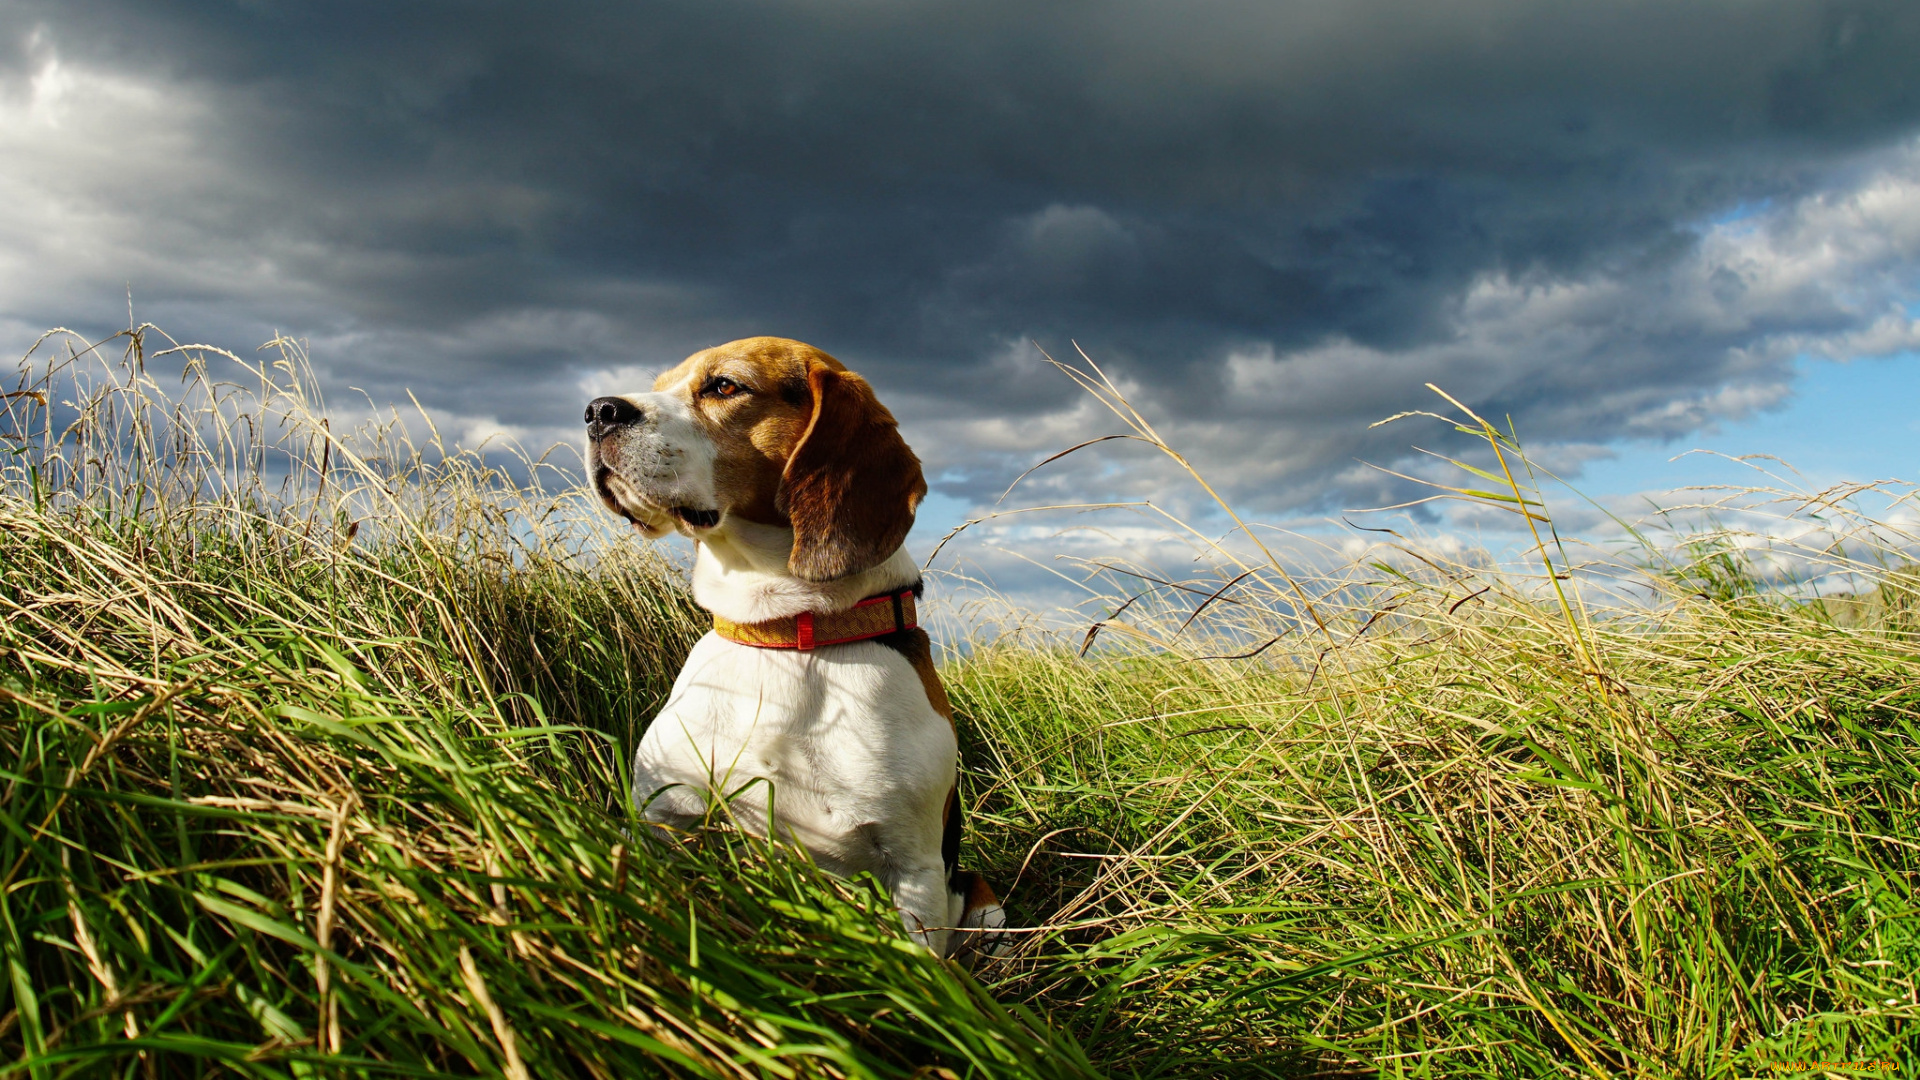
[3,0,1920,518]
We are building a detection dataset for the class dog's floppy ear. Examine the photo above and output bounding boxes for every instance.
[778,359,926,582]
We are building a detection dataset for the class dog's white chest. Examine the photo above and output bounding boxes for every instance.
[632,632,955,875]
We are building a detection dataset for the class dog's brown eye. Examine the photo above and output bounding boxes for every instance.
[703,377,743,399]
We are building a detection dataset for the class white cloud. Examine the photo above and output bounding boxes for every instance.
[0,30,220,309]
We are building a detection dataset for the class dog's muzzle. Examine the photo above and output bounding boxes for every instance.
[585,396,719,532]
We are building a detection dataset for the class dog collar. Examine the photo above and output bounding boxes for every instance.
[712,585,920,651]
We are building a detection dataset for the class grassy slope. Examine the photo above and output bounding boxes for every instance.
[949,603,1920,1075]
[0,503,1093,1079]
[2,332,1916,1076]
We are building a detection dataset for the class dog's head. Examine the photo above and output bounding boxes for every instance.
[586,337,926,582]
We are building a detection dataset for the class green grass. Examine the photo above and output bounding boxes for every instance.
[949,609,1920,1074]
[1,328,1916,1076]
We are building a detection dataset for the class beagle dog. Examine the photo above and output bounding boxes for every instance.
[585,336,1007,959]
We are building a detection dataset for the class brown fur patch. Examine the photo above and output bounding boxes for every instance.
[778,360,926,581]
[874,627,953,724]
[944,870,1002,916]
[964,871,1001,913]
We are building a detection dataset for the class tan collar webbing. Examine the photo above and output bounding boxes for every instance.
[712,586,919,651]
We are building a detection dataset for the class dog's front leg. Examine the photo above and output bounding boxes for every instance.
[889,859,954,957]
[861,819,955,955]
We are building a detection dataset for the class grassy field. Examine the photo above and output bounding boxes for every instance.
[1,329,1916,1077]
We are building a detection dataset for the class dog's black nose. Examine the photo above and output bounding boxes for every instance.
[585,396,644,440]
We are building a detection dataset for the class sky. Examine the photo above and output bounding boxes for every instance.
[4,0,1920,602]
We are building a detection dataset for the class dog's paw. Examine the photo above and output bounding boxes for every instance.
[943,871,1015,964]
[950,901,1014,963]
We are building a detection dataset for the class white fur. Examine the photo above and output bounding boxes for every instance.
[691,518,921,623]
[635,537,960,953]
